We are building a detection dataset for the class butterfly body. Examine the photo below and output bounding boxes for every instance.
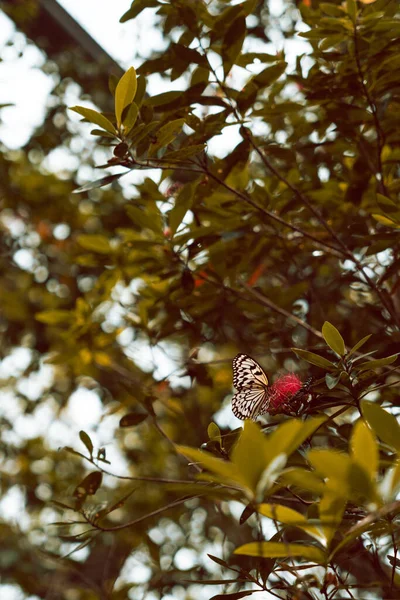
[231,354,270,420]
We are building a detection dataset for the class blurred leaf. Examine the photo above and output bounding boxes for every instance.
[210,593,253,600]
[115,67,137,128]
[169,183,195,235]
[239,503,255,525]
[221,15,246,77]
[77,234,112,254]
[70,106,117,135]
[119,413,148,427]
[361,401,400,452]
[319,490,346,547]
[73,173,127,193]
[163,144,205,161]
[79,430,93,459]
[35,310,71,325]
[73,471,103,498]
[181,270,195,293]
[208,422,221,442]
[351,419,378,480]
[322,321,346,357]
[120,0,159,22]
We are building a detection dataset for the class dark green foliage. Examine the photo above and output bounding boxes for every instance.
[2,0,400,599]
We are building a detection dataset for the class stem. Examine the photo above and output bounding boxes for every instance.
[83,494,200,532]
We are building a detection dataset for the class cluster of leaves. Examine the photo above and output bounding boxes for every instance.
[1,0,400,599]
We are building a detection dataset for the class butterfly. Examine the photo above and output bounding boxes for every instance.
[231,354,270,420]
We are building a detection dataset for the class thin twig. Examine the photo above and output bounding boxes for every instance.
[82,494,200,532]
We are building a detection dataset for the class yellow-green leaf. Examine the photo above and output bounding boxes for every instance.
[361,401,400,452]
[292,348,336,370]
[208,422,221,442]
[356,354,398,371]
[257,504,325,544]
[115,67,137,128]
[319,490,346,547]
[234,541,326,563]
[177,445,249,490]
[70,106,117,135]
[322,321,346,357]
[351,419,378,479]
[169,183,195,236]
[148,118,185,156]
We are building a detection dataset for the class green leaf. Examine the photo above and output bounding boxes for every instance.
[134,75,147,107]
[280,468,325,495]
[148,118,186,156]
[234,541,326,563]
[361,401,400,452]
[372,214,400,228]
[208,422,221,442]
[221,15,246,77]
[347,334,372,357]
[292,348,336,370]
[119,413,148,427]
[356,354,398,371]
[163,144,205,161]
[70,106,117,135]
[73,173,127,194]
[350,419,378,480]
[115,67,137,129]
[73,471,103,498]
[120,0,159,22]
[325,372,342,390]
[253,62,287,89]
[169,183,195,235]
[126,205,162,233]
[322,321,346,357]
[122,102,139,135]
[77,234,112,254]
[79,430,93,458]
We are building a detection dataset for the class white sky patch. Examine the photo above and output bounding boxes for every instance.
[65,387,103,428]
[0,347,32,378]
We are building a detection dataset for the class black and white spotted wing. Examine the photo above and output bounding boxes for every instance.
[231,354,269,420]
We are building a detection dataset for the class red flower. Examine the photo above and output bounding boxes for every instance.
[267,374,306,416]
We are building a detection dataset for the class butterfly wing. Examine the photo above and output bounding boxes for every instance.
[231,388,269,421]
[233,354,269,390]
[232,354,269,420]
